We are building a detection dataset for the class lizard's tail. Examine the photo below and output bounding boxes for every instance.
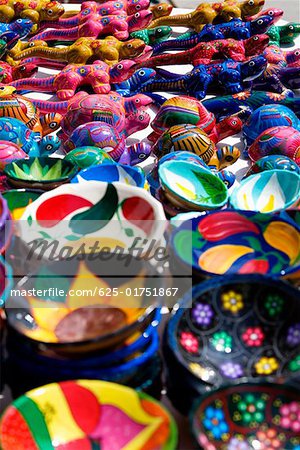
[31,99,69,114]
[13,46,69,62]
[31,27,78,42]
[10,76,54,91]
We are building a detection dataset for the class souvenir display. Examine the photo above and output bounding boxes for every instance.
[0,1,300,448]
[0,380,178,450]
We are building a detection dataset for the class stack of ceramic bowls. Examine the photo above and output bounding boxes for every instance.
[164,274,300,415]
[0,380,178,450]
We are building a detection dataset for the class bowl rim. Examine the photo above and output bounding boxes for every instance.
[230,169,300,213]
[3,157,79,184]
[170,209,300,277]
[166,273,300,385]
[158,160,228,209]
[0,379,178,450]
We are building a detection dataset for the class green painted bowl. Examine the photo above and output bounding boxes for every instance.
[4,157,78,191]
[2,189,42,220]
[158,160,228,211]
[64,146,113,169]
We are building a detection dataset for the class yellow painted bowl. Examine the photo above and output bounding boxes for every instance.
[0,380,178,450]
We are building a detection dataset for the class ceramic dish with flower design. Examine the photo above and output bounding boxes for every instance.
[170,210,300,278]
[5,253,161,354]
[230,170,300,213]
[191,383,300,450]
[165,275,300,394]
[4,157,78,191]
[18,181,166,259]
[158,160,228,211]
[0,380,178,450]
[71,163,146,188]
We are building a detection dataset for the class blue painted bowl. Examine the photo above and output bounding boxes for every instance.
[230,170,300,213]
[71,162,146,188]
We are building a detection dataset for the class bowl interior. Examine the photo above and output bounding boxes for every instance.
[168,275,300,388]
[4,157,77,182]
[230,170,300,213]
[159,161,228,209]
[0,380,177,450]
[191,383,300,450]
[72,163,145,187]
[171,210,300,277]
[6,254,157,345]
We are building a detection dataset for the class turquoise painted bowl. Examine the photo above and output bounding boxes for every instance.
[158,160,228,211]
[230,170,300,213]
[71,163,146,188]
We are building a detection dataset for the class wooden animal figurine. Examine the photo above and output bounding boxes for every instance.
[0,0,64,33]
[0,18,33,41]
[10,60,137,99]
[152,124,241,171]
[150,3,172,19]
[139,56,267,99]
[267,23,300,46]
[10,36,147,66]
[31,91,152,139]
[0,61,37,83]
[135,35,269,68]
[113,67,156,96]
[30,10,153,42]
[148,0,265,32]
[148,96,248,144]
[130,26,172,45]
[152,14,281,55]
[0,85,61,137]
[202,90,300,120]
[64,122,152,166]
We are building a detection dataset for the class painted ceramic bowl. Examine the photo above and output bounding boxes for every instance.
[64,146,113,169]
[0,380,178,450]
[164,275,300,412]
[191,383,300,450]
[0,140,27,170]
[170,210,300,278]
[19,182,166,259]
[4,157,78,191]
[5,254,162,354]
[230,170,300,213]
[2,189,42,220]
[244,155,300,178]
[158,160,228,211]
[248,126,300,164]
[71,163,146,188]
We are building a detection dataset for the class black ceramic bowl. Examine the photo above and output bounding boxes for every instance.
[164,275,300,414]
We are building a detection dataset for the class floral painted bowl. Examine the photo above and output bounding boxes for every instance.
[19,181,166,259]
[2,189,42,220]
[170,210,300,278]
[158,160,228,211]
[64,146,113,169]
[4,157,78,191]
[230,170,300,213]
[0,140,27,170]
[0,380,178,450]
[191,383,300,450]
[5,254,161,354]
[164,275,300,412]
[71,163,146,188]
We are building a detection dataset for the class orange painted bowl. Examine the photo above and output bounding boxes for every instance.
[170,209,300,279]
[0,380,178,450]
[5,254,161,355]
